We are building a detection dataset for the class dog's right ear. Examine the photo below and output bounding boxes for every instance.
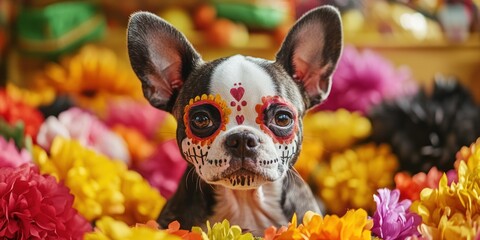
[127,12,202,112]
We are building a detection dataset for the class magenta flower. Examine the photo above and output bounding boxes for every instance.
[315,45,417,114]
[372,188,422,240]
[0,136,31,168]
[104,99,171,139]
[135,139,186,199]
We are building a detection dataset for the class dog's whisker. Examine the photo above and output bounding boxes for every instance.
[290,168,306,184]
[185,167,196,191]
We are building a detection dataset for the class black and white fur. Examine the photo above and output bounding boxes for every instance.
[127,6,342,235]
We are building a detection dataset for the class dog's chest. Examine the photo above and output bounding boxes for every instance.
[209,181,288,236]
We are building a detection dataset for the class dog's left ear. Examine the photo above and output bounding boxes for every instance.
[127,11,202,112]
[275,6,343,109]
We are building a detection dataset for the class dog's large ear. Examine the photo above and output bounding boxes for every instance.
[127,12,202,112]
[275,6,342,109]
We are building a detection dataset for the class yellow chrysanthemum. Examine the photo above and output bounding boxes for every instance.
[295,110,372,180]
[276,209,373,240]
[314,143,398,215]
[6,83,56,107]
[33,45,144,114]
[294,138,324,180]
[84,217,181,240]
[33,137,165,224]
[411,172,480,239]
[302,109,371,153]
[455,138,480,172]
[410,138,480,239]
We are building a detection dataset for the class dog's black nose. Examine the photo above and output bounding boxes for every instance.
[225,132,260,158]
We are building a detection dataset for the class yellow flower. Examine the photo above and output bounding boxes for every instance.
[33,137,165,224]
[192,219,254,240]
[303,109,371,153]
[295,110,372,181]
[294,138,324,180]
[314,143,398,215]
[455,138,480,172]
[276,209,373,240]
[411,160,480,239]
[84,217,181,240]
[33,45,144,114]
[6,83,56,107]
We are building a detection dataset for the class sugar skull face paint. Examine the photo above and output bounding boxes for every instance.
[180,56,303,190]
[183,94,231,146]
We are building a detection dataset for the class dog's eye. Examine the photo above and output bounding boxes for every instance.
[187,104,222,139]
[274,111,292,127]
[191,112,213,129]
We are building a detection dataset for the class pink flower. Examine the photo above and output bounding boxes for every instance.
[315,45,417,114]
[372,188,422,240]
[104,99,171,139]
[135,140,186,199]
[0,164,92,239]
[0,136,31,168]
[37,107,130,163]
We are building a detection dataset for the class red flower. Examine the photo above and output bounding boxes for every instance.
[0,164,91,239]
[0,90,44,139]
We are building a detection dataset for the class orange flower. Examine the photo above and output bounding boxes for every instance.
[112,125,156,166]
[272,210,373,240]
[394,167,443,201]
[263,225,288,240]
[166,221,202,240]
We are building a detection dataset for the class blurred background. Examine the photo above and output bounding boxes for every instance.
[1,0,480,218]
[1,0,480,96]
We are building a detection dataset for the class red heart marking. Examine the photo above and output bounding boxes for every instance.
[230,87,245,102]
[236,115,244,125]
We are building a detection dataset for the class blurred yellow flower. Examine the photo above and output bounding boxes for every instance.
[296,110,372,181]
[303,109,371,153]
[411,158,480,239]
[275,209,373,240]
[314,143,398,215]
[84,217,181,240]
[294,138,324,180]
[33,45,144,114]
[6,83,56,107]
[33,137,165,224]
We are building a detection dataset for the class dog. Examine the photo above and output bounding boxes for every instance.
[127,6,342,235]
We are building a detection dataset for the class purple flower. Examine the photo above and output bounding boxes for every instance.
[372,188,422,240]
[315,45,417,114]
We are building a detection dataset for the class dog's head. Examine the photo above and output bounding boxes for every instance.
[127,6,342,190]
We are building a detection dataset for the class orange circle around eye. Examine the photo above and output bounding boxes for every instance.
[183,94,231,146]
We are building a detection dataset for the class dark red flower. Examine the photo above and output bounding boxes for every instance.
[0,164,91,239]
[0,90,44,139]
